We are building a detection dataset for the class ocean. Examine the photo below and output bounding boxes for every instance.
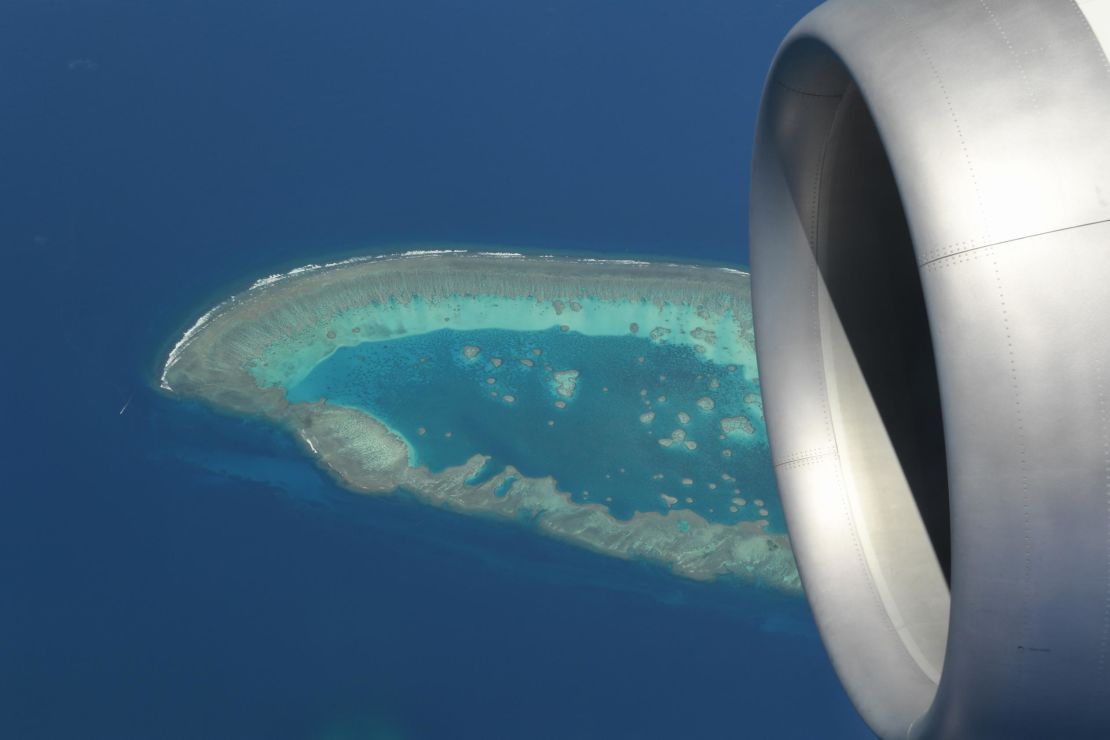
[1,0,872,737]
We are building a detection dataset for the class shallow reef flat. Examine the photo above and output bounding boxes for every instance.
[161,251,799,593]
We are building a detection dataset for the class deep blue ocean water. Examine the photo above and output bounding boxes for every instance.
[1,0,872,737]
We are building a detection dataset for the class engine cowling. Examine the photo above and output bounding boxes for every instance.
[750,1,1110,737]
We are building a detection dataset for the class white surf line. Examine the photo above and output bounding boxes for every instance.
[301,433,319,454]
[160,299,233,391]
[161,249,750,391]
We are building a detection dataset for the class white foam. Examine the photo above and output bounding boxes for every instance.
[249,263,324,290]
[576,258,651,266]
[160,302,227,391]
[301,433,319,454]
[397,249,468,257]
[161,248,750,391]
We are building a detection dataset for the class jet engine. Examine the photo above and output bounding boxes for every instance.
[750,1,1110,737]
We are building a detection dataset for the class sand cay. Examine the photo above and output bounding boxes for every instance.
[160,250,798,592]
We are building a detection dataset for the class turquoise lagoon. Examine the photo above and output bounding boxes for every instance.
[161,252,798,591]
[288,327,782,530]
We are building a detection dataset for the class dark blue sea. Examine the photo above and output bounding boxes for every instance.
[1,1,872,737]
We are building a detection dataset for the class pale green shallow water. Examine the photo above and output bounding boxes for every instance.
[249,291,758,391]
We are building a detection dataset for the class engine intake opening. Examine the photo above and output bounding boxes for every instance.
[817,81,951,583]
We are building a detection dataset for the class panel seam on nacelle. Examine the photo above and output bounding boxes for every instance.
[919,217,1110,268]
[774,446,839,467]
[888,0,992,250]
[1071,0,1110,73]
[1094,355,1110,679]
[771,78,846,99]
[775,453,835,470]
[988,246,1035,681]
[977,0,1040,110]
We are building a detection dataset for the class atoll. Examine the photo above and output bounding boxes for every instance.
[160,251,795,592]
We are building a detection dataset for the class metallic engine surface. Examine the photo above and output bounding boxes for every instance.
[750,0,1110,737]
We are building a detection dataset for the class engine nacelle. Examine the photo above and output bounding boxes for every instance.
[750,1,1110,737]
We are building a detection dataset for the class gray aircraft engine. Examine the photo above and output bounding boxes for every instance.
[749,0,1110,737]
